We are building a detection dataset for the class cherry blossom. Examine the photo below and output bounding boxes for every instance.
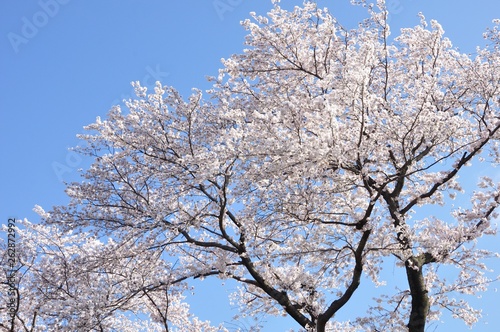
[3,1,499,331]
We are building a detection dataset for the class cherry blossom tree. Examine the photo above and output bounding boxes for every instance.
[4,1,500,331]
[0,220,228,331]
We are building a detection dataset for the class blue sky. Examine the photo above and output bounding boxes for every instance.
[1,1,499,331]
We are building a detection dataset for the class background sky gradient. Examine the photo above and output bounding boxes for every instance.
[1,1,499,330]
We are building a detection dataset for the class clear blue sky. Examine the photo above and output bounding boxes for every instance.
[1,1,499,331]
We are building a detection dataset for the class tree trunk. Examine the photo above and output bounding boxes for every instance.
[405,257,430,332]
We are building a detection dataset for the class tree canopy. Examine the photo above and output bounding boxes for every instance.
[2,1,500,331]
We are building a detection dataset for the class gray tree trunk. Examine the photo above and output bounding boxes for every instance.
[405,256,431,332]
